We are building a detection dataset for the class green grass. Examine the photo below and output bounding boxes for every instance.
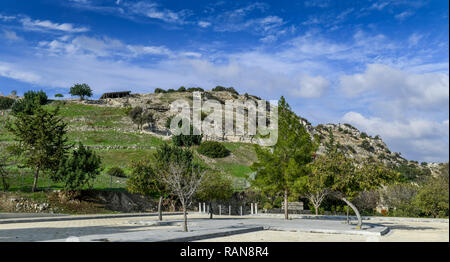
[67,130,164,147]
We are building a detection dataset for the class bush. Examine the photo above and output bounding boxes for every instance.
[211,86,239,95]
[54,143,102,190]
[55,94,64,98]
[360,132,368,139]
[11,90,48,115]
[187,87,204,92]
[0,96,15,110]
[154,88,166,93]
[107,167,127,178]
[197,141,230,158]
[177,86,186,92]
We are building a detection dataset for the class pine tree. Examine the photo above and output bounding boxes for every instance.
[251,96,316,219]
[6,106,70,192]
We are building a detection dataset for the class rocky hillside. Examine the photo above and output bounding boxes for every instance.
[79,90,442,174]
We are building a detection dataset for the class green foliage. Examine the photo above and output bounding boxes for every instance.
[154,88,166,93]
[360,132,368,139]
[127,159,166,197]
[395,162,431,182]
[196,173,234,202]
[11,90,48,115]
[0,96,15,110]
[197,141,230,158]
[211,86,239,95]
[54,143,102,190]
[187,87,204,92]
[6,106,70,191]
[54,94,64,98]
[70,83,92,100]
[128,107,154,130]
[414,172,449,218]
[106,167,127,178]
[359,140,374,152]
[252,96,316,202]
[177,86,186,92]
[170,117,202,147]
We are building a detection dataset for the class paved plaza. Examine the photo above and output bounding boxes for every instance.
[0,213,448,242]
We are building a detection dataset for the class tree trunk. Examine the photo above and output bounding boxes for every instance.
[32,167,40,192]
[341,197,362,229]
[284,189,289,220]
[209,202,213,219]
[158,196,163,221]
[314,204,319,215]
[182,203,188,232]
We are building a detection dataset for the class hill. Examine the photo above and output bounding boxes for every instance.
[0,90,444,192]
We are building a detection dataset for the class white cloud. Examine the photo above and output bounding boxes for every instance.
[127,1,190,24]
[342,112,449,162]
[198,21,211,28]
[21,17,89,33]
[2,30,22,41]
[292,75,330,98]
[395,11,414,20]
[38,35,172,58]
[0,62,41,84]
[340,64,449,109]
[0,14,16,21]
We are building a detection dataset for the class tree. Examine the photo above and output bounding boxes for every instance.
[6,106,70,192]
[128,107,154,130]
[155,143,204,231]
[414,171,449,218]
[295,161,332,215]
[127,159,168,221]
[318,143,398,228]
[55,94,64,98]
[0,145,16,190]
[170,118,202,147]
[251,96,316,219]
[0,96,15,110]
[11,90,48,115]
[54,143,102,190]
[196,173,234,219]
[70,83,93,100]
[197,141,230,158]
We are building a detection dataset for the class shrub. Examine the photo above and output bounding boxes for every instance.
[55,94,64,98]
[54,143,102,190]
[211,86,239,95]
[177,86,186,92]
[360,132,368,139]
[0,96,15,110]
[187,87,204,92]
[167,88,176,93]
[359,140,374,152]
[197,141,230,158]
[11,90,48,115]
[154,88,166,93]
[107,167,127,178]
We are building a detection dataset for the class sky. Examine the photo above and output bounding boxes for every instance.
[0,0,448,163]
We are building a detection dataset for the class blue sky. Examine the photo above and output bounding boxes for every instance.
[0,0,448,162]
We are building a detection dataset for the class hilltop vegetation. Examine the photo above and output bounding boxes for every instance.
[0,88,447,218]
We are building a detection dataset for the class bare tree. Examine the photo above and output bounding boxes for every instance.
[159,161,204,232]
[304,189,329,216]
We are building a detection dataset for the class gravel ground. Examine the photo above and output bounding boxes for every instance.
[0,214,447,242]
[197,220,449,242]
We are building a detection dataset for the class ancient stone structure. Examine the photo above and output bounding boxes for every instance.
[100,91,131,99]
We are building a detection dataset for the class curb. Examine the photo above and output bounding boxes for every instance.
[264,225,390,236]
[253,214,449,223]
[0,212,183,224]
[161,226,265,242]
